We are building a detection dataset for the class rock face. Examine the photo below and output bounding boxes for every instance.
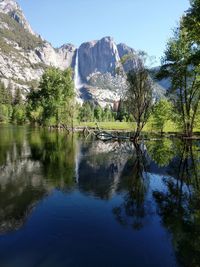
[0,0,35,35]
[0,0,165,106]
[117,43,137,73]
[35,42,76,70]
[78,37,121,82]
[0,0,76,93]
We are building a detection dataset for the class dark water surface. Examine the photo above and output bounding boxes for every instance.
[0,126,199,267]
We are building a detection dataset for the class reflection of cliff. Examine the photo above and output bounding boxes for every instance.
[77,141,135,199]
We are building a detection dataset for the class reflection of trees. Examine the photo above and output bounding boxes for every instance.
[0,126,26,166]
[0,127,48,234]
[113,144,150,230]
[153,140,200,267]
[28,130,76,191]
[147,139,175,167]
[174,140,200,188]
[0,127,76,234]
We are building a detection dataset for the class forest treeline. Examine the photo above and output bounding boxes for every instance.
[0,74,174,134]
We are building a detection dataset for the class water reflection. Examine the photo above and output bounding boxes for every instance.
[28,130,76,190]
[0,126,199,267]
[153,140,200,267]
[78,141,135,199]
[113,143,150,230]
[147,139,175,167]
[0,127,76,234]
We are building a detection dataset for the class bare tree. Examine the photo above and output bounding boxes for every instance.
[125,53,153,142]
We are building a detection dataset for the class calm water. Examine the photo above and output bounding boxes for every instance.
[0,126,199,267]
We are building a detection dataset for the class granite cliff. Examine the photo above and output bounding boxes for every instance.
[0,0,76,94]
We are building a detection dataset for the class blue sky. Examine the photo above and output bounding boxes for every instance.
[18,0,190,64]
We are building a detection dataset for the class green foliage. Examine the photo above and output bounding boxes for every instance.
[78,102,94,122]
[12,104,26,124]
[0,82,13,123]
[78,102,115,123]
[28,106,44,125]
[9,87,27,124]
[0,13,43,51]
[102,104,115,121]
[0,85,33,126]
[94,105,102,121]
[76,121,134,131]
[0,104,12,123]
[151,99,173,133]
[0,81,12,105]
[116,101,132,122]
[13,87,23,105]
[27,67,75,126]
[157,23,200,136]
[183,0,200,46]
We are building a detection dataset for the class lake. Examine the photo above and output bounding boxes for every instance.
[0,126,199,267]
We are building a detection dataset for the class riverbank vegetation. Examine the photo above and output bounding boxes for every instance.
[0,75,178,134]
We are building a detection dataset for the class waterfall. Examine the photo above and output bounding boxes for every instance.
[74,49,82,91]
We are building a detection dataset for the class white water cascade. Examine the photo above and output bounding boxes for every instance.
[74,48,82,94]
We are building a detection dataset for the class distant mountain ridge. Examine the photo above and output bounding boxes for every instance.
[0,0,165,106]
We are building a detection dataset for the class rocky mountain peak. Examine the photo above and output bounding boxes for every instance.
[78,36,121,82]
[0,0,35,35]
[117,43,137,72]
[117,43,135,58]
[0,0,18,12]
[57,43,76,53]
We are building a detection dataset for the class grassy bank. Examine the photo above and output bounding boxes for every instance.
[76,121,134,131]
[75,120,179,132]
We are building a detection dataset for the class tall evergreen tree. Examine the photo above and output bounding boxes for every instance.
[13,87,23,105]
[0,81,13,123]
